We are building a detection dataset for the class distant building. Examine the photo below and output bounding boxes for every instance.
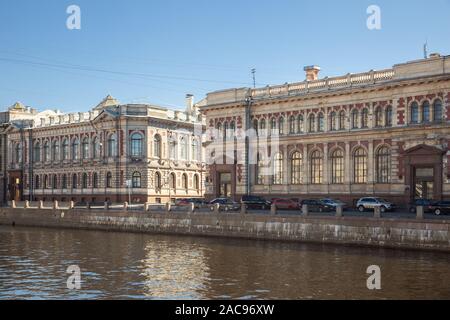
[200,54,450,206]
[0,102,63,204]
[4,95,206,204]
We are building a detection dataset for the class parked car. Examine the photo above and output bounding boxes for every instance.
[209,198,241,212]
[176,198,209,209]
[408,199,434,213]
[272,198,300,210]
[429,201,450,216]
[356,197,396,213]
[320,199,348,210]
[241,195,271,210]
[300,199,335,212]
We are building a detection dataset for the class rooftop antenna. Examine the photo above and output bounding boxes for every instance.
[251,68,256,88]
[423,40,428,59]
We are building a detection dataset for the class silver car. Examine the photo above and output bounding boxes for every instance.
[356,197,395,213]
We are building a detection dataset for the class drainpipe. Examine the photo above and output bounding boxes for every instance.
[27,126,33,201]
[245,92,253,196]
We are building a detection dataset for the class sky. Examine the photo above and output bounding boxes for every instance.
[0,0,449,113]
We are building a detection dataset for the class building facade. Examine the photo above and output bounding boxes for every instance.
[201,54,450,206]
[5,95,206,204]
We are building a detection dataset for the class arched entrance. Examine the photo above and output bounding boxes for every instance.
[8,170,23,201]
[403,145,445,201]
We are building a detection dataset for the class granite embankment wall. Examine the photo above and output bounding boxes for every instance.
[0,208,449,252]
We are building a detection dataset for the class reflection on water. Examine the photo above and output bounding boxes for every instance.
[139,241,209,299]
[0,226,449,300]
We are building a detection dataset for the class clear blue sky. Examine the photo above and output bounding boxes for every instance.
[0,0,449,112]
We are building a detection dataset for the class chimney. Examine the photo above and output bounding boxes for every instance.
[186,94,194,114]
[304,65,321,81]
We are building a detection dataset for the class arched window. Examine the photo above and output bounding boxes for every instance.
[256,153,264,185]
[289,116,296,134]
[223,122,229,140]
[330,112,337,131]
[376,146,391,183]
[169,138,176,160]
[62,174,67,189]
[259,119,266,135]
[191,139,199,161]
[361,108,369,128]
[182,174,188,190]
[92,137,100,159]
[297,115,304,133]
[82,173,88,189]
[130,133,143,157]
[82,138,89,159]
[71,139,80,160]
[229,121,236,139]
[278,117,284,135]
[106,172,113,188]
[170,172,176,189]
[433,99,443,122]
[351,109,359,129]
[253,119,259,135]
[385,106,393,127]
[339,111,346,130]
[290,152,302,185]
[72,174,78,189]
[270,118,277,135]
[194,174,200,191]
[375,107,383,127]
[132,172,141,188]
[154,134,162,158]
[93,172,99,188]
[33,142,41,162]
[308,114,315,132]
[43,142,50,162]
[216,122,223,140]
[410,102,419,123]
[52,141,59,161]
[180,136,188,160]
[155,172,162,189]
[43,175,48,189]
[273,153,284,185]
[310,151,323,184]
[353,148,367,184]
[52,175,58,189]
[62,139,69,160]
[35,175,40,189]
[330,149,344,184]
[317,113,324,132]
[107,133,117,157]
[422,101,430,123]
[15,143,22,164]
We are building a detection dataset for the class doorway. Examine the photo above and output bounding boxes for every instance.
[404,145,444,203]
[219,173,232,198]
[414,167,434,200]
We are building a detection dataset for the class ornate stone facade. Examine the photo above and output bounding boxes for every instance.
[5,96,206,204]
[201,54,450,206]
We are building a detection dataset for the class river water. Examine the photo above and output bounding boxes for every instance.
[0,226,448,300]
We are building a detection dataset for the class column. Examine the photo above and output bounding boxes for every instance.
[303,146,309,185]
[344,142,351,184]
[323,143,329,184]
[368,141,374,184]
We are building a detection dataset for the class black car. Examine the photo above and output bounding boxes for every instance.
[408,199,433,213]
[300,199,335,212]
[241,195,271,210]
[429,201,450,216]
